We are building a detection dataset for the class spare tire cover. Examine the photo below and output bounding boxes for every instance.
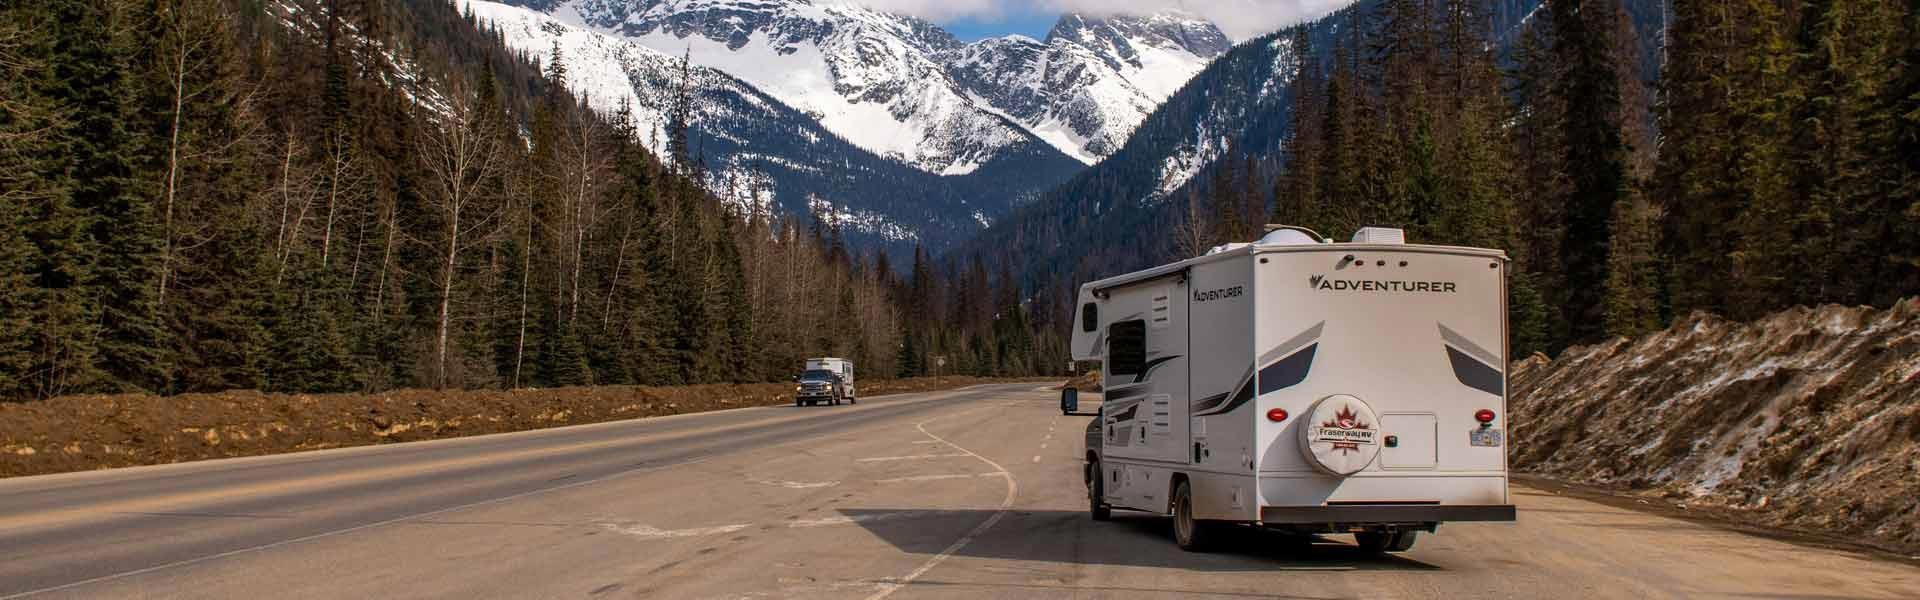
[1297,395,1383,476]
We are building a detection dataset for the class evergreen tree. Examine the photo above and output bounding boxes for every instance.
[265,261,354,393]
[1551,0,1632,341]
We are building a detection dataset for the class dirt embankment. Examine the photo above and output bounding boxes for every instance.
[0,376,1056,479]
[1511,298,1920,552]
[1057,370,1103,392]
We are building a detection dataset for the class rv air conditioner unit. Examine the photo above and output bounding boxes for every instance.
[1352,227,1406,244]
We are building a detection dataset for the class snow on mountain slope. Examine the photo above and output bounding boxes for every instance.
[499,0,1227,168]
[945,12,1231,162]
[523,0,1039,175]
[460,0,1083,256]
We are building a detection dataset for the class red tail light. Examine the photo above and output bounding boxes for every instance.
[1266,408,1289,422]
[1475,409,1497,424]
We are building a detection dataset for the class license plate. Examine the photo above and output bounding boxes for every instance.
[1470,428,1504,447]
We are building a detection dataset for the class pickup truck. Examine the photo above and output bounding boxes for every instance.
[794,369,849,406]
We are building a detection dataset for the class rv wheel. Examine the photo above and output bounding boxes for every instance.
[1088,459,1111,521]
[1172,480,1216,552]
[1354,530,1418,553]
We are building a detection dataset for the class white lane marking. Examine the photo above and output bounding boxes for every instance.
[602,522,751,539]
[872,473,1003,484]
[0,456,714,600]
[787,511,931,528]
[864,411,1017,600]
[856,454,968,462]
[910,440,942,445]
[750,479,839,489]
[1031,455,1041,463]
[1040,443,1048,450]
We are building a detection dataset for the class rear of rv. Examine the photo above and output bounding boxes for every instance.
[1250,245,1514,528]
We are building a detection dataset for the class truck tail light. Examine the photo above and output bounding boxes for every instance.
[1475,409,1496,424]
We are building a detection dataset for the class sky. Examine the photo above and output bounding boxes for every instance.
[836,0,1357,41]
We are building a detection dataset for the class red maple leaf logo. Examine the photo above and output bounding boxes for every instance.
[1319,405,1372,454]
[1324,405,1368,431]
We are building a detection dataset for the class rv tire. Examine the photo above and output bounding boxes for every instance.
[1172,480,1216,552]
[1355,530,1418,553]
[1089,459,1111,521]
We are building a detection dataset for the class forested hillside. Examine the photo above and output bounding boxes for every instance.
[962,0,1917,357]
[0,0,1063,401]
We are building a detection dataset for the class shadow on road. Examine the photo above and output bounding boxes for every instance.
[836,508,1444,573]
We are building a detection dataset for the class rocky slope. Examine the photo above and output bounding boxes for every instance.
[1511,299,1920,551]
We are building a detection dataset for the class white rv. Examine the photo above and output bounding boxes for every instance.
[1072,226,1515,553]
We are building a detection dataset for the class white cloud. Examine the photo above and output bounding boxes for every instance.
[836,0,1357,41]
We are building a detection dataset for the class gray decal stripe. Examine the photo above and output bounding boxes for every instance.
[1257,344,1317,395]
[1447,347,1504,396]
[1437,323,1499,367]
[1195,376,1256,417]
[1191,391,1230,412]
[1198,342,1322,417]
[1259,321,1326,367]
[1105,386,1151,402]
[1190,365,1250,413]
[1132,355,1182,383]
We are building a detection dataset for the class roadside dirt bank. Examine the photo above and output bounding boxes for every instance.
[0,377,1058,478]
[1511,298,1920,554]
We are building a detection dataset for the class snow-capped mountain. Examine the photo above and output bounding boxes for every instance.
[495,0,1229,168]
[463,0,1083,256]
[944,12,1231,163]
[513,0,1035,175]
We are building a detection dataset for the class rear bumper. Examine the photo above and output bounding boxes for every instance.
[1259,504,1515,524]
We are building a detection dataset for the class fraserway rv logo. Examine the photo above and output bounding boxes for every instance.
[1309,275,1458,293]
[1311,405,1376,454]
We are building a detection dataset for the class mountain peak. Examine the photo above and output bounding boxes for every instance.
[1046,11,1232,59]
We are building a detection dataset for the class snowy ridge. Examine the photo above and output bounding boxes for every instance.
[464,0,922,244]
[537,0,1044,174]
[944,11,1231,162]
[499,0,1228,168]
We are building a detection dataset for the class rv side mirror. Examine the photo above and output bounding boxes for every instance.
[1060,388,1079,415]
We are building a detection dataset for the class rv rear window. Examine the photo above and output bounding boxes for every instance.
[1081,303,1098,332]
[1107,320,1147,376]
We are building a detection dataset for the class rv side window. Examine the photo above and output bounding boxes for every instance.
[1107,320,1147,376]
[1081,303,1098,332]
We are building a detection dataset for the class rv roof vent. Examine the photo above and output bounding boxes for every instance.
[1259,225,1324,246]
[1352,227,1406,244]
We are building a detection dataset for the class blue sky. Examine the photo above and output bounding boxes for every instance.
[939,11,1059,41]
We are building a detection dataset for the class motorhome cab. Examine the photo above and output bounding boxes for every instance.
[1073,226,1515,553]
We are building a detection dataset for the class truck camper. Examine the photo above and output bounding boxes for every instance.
[1073,226,1516,552]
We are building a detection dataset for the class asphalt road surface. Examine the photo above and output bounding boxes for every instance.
[3,384,1918,599]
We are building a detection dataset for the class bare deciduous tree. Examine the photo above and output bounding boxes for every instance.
[1171,190,1215,258]
[417,79,507,389]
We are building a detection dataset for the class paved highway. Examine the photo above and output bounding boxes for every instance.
[2,384,1917,599]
